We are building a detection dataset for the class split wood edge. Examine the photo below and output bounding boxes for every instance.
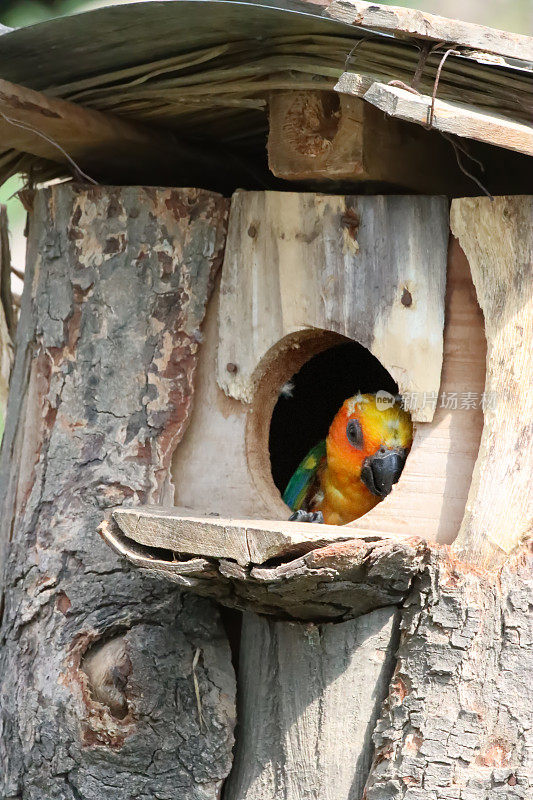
[110,506,413,567]
[450,196,533,570]
[334,76,533,157]
[326,0,533,63]
[0,205,13,434]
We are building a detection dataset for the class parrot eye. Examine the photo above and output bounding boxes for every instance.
[346,419,363,449]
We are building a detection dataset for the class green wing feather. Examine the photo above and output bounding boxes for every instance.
[283,440,327,512]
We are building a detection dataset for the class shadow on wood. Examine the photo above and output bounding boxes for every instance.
[225,607,401,800]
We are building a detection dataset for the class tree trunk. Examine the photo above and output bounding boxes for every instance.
[0,184,235,800]
[363,550,532,800]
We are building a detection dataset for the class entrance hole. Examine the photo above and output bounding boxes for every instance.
[268,340,398,497]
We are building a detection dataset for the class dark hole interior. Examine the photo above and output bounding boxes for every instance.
[269,340,398,497]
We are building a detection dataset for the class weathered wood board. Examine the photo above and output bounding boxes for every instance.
[225,607,400,800]
[112,506,360,566]
[0,185,235,799]
[170,191,484,548]
[217,190,448,423]
[359,81,533,157]
[451,195,533,569]
[349,235,486,543]
[326,0,533,62]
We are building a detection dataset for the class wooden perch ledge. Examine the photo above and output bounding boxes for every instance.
[100,509,428,621]
[111,506,361,567]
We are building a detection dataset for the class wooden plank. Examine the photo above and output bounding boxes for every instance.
[0,77,243,187]
[267,88,466,192]
[113,506,367,567]
[359,81,533,157]
[224,607,400,799]
[217,191,448,423]
[326,0,533,63]
[450,196,533,570]
[347,235,486,545]
[171,196,483,548]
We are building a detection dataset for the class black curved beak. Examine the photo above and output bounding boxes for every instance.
[361,447,407,498]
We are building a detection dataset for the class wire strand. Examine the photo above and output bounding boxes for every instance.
[0,110,98,185]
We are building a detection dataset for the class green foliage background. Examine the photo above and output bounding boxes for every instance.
[0,0,531,33]
[0,1,114,27]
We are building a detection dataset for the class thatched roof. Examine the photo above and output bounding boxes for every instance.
[0,0,530,189]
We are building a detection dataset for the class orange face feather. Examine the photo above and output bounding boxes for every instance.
[314,394,413,525]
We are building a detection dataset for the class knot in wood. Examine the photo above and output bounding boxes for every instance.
[401,287,413,307]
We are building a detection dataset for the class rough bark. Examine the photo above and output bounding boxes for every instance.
[225,607,400,800]
[363,550,533,800]
[0,184,235,800]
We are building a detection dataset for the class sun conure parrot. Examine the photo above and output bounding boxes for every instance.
[283,393,413,525]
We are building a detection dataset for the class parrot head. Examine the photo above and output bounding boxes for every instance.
[326,393,413,500]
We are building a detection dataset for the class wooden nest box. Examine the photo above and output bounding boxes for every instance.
[101,185,529,619]
[0,3,531,800]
